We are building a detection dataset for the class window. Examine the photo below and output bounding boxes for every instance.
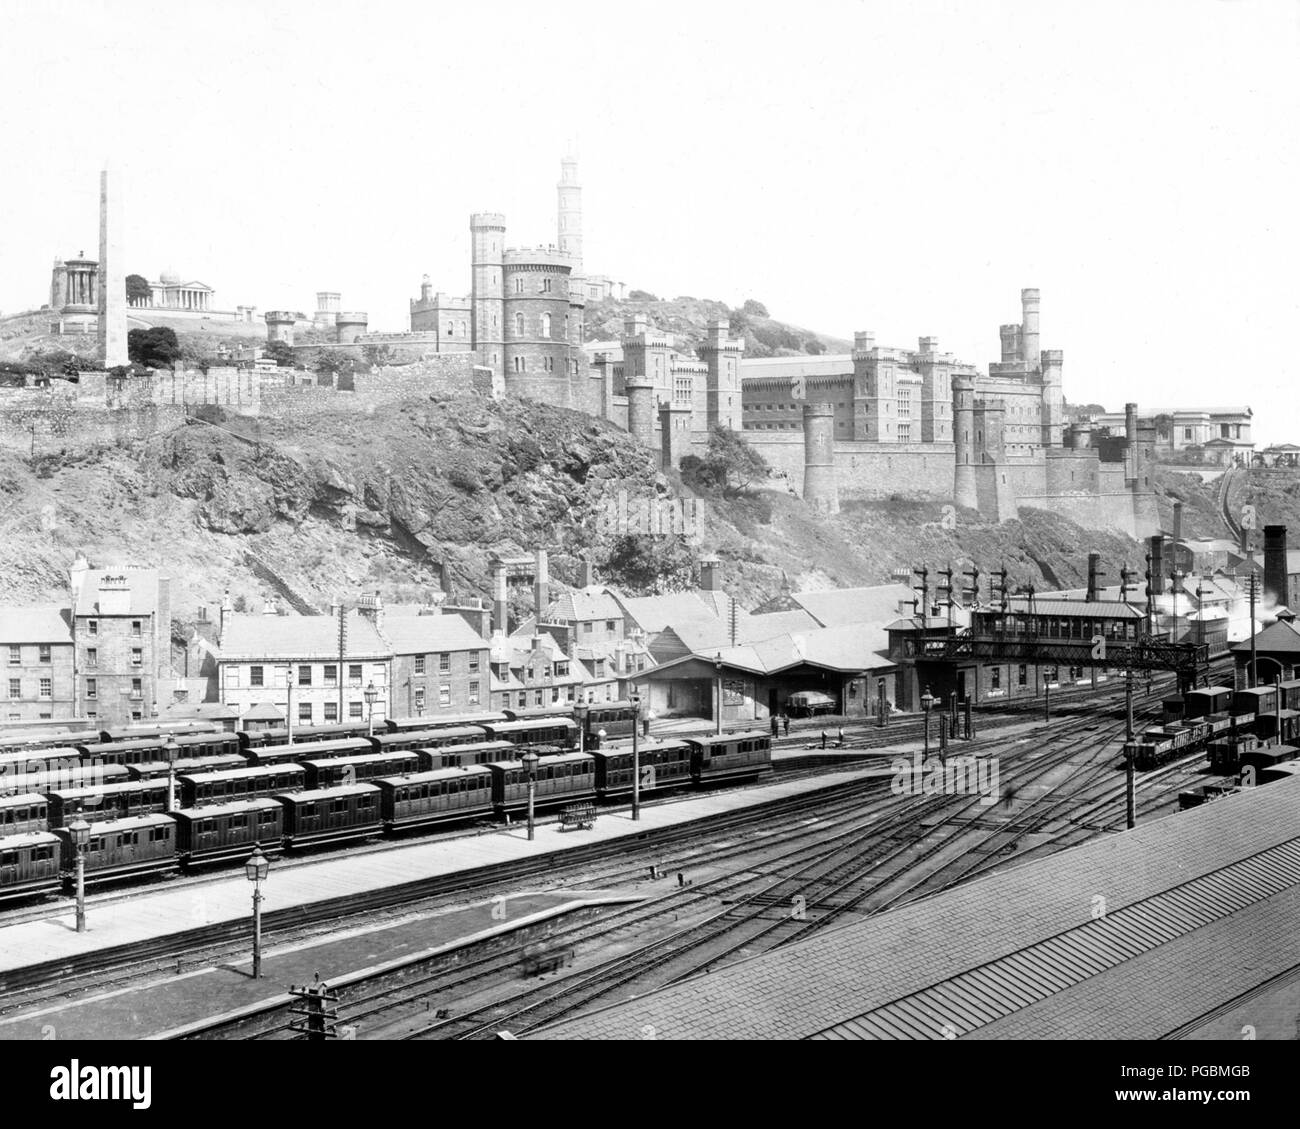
[299,702,312,722]
[468,656,480,673]
[299,665,312,686]
[86,677,96,699]
[438,653,450,674]
[514,356,525,373]
[555,661,569,677]
[324,665,337,686]
[515,278,524,295]
[130,678,142,698]
[468,680,480,705]
[534,689,543,706]
[7,646,17,665]
[349,664,362,684]
[544,356,554,372]
[605,620,615,632]
[1184,428,1193,440]
[131,620,142,637]
[86,647,97,668]
[415,687,426,711]
[414,655,425,675]
[542,278,552,293]
[250,665,264,687]
[349,702,363,719]
[324,702,338,722]
[38,645,51,663]
[1018,664,1028,687]
[583,623,593,634]
[990,667,1001,690]
[541,313,551,338]
[87,620,98,636]
[517,692,527,708]
[7,679,19,700]
[129,648,141,667]
[515,312,524,334]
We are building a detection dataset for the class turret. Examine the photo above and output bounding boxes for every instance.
[1021,288,1041,370]
[802,402,839,514]
[953,375,977,510]
[701,319,744,430]
[470,212,507,382]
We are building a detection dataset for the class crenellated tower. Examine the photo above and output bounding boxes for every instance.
[557,153,583,278]
[470,212,507,383]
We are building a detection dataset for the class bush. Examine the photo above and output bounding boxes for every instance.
[742,299,769,317]
[679,427,769,497]
[128,326,180,368]
[628,289,659,302]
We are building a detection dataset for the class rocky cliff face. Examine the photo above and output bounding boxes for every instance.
[0,387,1218,632]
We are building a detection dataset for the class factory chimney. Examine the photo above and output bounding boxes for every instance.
[492,563,508,637]
[1086,552,1104,602]
[1264,525,1288,607]
[1147,535,1166,598]
[534,548,550,625]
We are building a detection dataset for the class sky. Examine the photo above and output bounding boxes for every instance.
[0,0,1296,441]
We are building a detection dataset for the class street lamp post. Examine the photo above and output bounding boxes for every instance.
[522,750,539,841]
[630,691,642,822]
[1125,668,1136,830]
[364,680,378,737]
[244,845,269,979]
[163,734,178,814]
[920,688,937,760]
[69,816,90,933]
[575,703,589,754]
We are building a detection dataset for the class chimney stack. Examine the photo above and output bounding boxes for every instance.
[1173,501,1183,546]
[534,548,550,625]
[1086,552,1103,602]
[1264,525,1288,607]
[699,555,722,592]
[1020,288,1041,370]
[577,560,595,588]
[492,563,508,637]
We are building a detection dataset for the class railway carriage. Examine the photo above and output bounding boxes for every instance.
[283,722,374,744]
[592,741,692,800]
[487,753,596,816]
[53,814,177,887]
[0,764,131,798]
[0,793,48,836]
[0,729,101,754]
[0,746,85,778]
[370,726,489,753]
[1231,686,1277,720]
[172,799,284,867]
[126,754,246,781]
[47,779,171,828]
[1239,744,1299,779]
[1260,760,1300,785]
[242,737,374,767]
[482,718,578,754]
[0,832,61,901]
[274,783,382,849]
[686,732,773,785]
[431,740,516,769]
[386,711,507,733]
[237,728,289,751]
[375,766,495,832]
[300,750,427,789]
[1253,708,1300,745]
[97,723,222,743]
[179,764,306,808]
[76,738,179,768]
[577,702,639,750]
[1183,686,1233,719]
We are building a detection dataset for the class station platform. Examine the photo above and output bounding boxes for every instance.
[0,763,890,1037]
[527,773,1300,1040]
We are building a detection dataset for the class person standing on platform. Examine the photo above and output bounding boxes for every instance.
[820,730,827,749]
[770,714,779,739]
[782,713,790,736]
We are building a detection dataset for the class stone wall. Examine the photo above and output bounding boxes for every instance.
[748,434,955,500]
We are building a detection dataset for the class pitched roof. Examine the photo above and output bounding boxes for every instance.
[614,591,720,634]
[1229,619,1300,655]
[0,606,73,644]
[380,614,488,655]
[790,584,915,629]
[219,612,390,660]
[547,587,625,623]
[73,569,161,616]
[653,622,894,677]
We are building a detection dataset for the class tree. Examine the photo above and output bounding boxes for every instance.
[125,274,152,305]
[316,351,360,380]
[179,337,220,374]
[1153,413,1175,450]
[742,298,769,318]
[127,326,180,369]
[628,289,658,301]
[805,338,826,355]
[680,426,770,497]
[263,340,296,367]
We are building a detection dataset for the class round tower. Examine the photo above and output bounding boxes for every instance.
[802,402,840,515]
[335,312,368,343]
[264,311,298,345]
[557,154,583,277]
[1040,348,1064,446]
[953,375,977,510]
[314,291,341,328]
[1020,288,1041,370]
[626,368,656,449]
[470,213,507,383]
[701,319,745,431]
[502,247,573,405]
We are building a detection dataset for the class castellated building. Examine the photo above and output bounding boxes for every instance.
[738,289,1159,539]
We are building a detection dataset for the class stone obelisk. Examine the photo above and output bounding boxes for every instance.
[97,168,128,368]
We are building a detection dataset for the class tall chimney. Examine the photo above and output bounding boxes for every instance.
[220,590,234,636]
[577,560,595,588]
[534,548,550,624]
[492,563,508,637]
[1172,501,1183,545]
[1086,552,1103,602]
[1264,525,1288,607]
[1020,288,1041,370]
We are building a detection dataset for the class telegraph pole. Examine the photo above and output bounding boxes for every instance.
[1125,667,1136,830]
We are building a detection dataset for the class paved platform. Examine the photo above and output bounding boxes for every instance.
[0,764,884,982]
[527,774,1300,1040]
[0,891,633,1040]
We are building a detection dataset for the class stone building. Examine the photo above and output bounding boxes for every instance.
[70,558,172,726]
[378,602,490,719]
[1,607,75,722]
